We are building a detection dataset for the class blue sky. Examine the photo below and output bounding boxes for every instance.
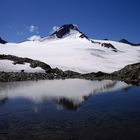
[0,0,140,42]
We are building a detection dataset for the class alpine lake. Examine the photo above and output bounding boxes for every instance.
[0,79,140,140]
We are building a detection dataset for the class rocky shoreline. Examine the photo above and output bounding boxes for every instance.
[0,63,140,85]
[0,54,140,85]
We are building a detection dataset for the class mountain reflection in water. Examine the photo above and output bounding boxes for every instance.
[0,79,129,110]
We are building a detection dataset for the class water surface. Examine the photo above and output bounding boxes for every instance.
[0,79,140,140]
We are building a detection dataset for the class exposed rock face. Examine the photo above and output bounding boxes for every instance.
[79,33,89,40]
[91,41,117,52]
[51,24,79,38]
[113,62,140,84]
[0,72,55,82]
[81,63,140,85]
[119,39,140,46]
[0,70,81,82]
[0,37,7,44]
[101,43,117,52]
[50,24,90,41]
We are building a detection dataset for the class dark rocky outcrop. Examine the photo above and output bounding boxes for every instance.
[119,39,140,46]
[0,37,7,44]
[51,24,79,38]
[79,33,89,40]
[89,40,117,52]
[101,43,117,52]
[113,62,140,84]
[0,72,54,82]
[81,63,140,85]
[0,54,52,72]
[0,70,81,82]
[50,24,90,41]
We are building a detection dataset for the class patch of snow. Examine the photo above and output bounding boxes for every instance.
[52,26,60,32]
[0,60,45,73]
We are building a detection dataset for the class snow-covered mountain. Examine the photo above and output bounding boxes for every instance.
[0,24,140,73]
[40,24,89,41]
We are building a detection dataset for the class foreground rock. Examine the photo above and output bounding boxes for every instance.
[0,70,81,82]
[113,62,140,84]
[81,63,140,85]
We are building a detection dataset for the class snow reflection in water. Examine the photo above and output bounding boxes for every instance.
[0,79,129,110]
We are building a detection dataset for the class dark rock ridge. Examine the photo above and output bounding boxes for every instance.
[0,37,7,44]
[113,62,140,84]
[101,43,117,52]
[79,33,89,40]
[92,41,118,52]
[81,63,140,85]
[50,24,90,40]
[0,54,140,85]
[0,54,52,72]
[0,70,81,82]
[50,24,79,38]
[119,39,140,46]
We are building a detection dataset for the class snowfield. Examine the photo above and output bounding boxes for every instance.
[0,31,140,73]
[0,60,45,73]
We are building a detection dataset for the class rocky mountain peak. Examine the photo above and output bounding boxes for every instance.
[50,24,80,38]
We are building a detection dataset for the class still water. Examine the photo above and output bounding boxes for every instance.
[0,79,140,140]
